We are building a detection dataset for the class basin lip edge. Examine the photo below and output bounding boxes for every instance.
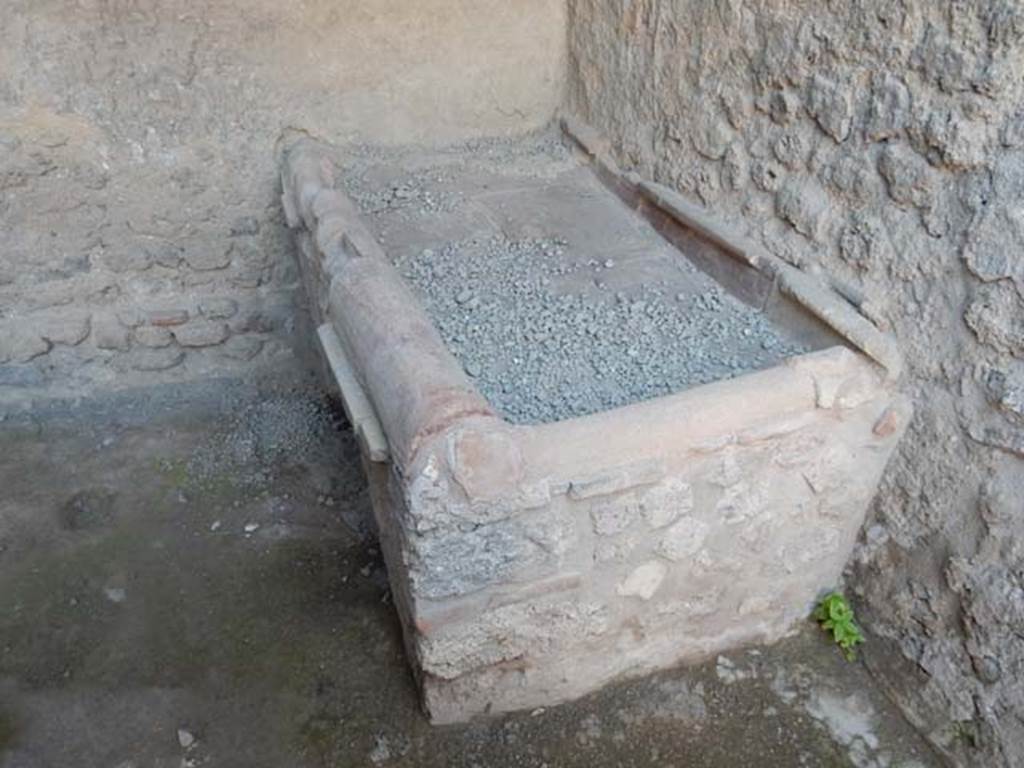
[283,137,901,471]
[559,113,905,382]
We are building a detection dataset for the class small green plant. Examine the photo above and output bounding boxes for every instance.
[814,592,864,661]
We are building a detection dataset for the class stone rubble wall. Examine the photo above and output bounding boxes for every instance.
[0,0,566,406]
[565,1,1024,764]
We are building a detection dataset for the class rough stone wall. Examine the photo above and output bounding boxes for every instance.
[566,1,1024,764]
[0,0,566,405]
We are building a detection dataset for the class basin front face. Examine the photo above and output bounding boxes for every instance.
[280,134,909,723]
[395,347,905,723]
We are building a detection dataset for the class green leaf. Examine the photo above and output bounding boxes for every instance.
[829,601,851,622]
[813,592,863,662]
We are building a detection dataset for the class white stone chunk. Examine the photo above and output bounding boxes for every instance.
[617,561,668,601]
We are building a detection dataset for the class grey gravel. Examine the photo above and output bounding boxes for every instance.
[394,236,810,424]
[333,131,812,425]
[180,391,342,489]
[338,130,573,219]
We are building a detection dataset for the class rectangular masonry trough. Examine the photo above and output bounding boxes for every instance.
[278,120,909,724]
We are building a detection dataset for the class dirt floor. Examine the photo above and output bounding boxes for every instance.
[0,375,942,768]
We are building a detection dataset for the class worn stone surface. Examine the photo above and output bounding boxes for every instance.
[0,0,566,406]
[566,2,1024,765]
[173,322,231,349]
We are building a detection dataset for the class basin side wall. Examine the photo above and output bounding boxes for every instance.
[279,139,500,470]
[398,350,908,722]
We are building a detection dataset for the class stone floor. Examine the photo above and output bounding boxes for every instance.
[0,375,942,768]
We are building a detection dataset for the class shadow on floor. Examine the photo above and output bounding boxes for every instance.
[0,377,941,768]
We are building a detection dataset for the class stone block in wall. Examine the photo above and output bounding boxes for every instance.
[92,313,131,351]
[767,90,802,126]
[921,110,989,170]
[105,241,183,273]
[965,283,1024,358]
[233,261,274,290]
[134,326,173,348]
[878,145,936,210]
[962,206,1024,287]
[116,308,145,328]
[127,347,185,372]
[172,321,230,348]
[228,216,260,237]
[419,597,611,682]
[105,247,156,273]
[818,152,877,206]
[1003,111,1024,148]
[865,73,912,142]
[968,421,1024,459]
[0,364,45,387]
[775,180,829,241]
[199,297,239,320]
[692,117,734,160]
[616,561,668,600]
[184,247,232,272]
[219,335,264,361]
[150,242,185,269]
[590,497,638,536]
[772,131,808,171]
[229,302,291,335]
[750,159,785,193]
[656,518,710,562]
[38,312,90,347]
[839,217,888,274]
[981,365,1024,425]
[806,75,853,144]
[641,479,694,528]
[147,309,189,328]
[405,500,572,601]
[0,325,50,363]
[722,142,748,191]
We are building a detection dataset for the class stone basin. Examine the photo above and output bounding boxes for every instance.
[278,121,909,724]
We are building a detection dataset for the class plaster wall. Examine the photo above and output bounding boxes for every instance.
[0,0,566,403]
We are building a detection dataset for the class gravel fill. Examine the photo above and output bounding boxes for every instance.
[338,132,575,219]
[182,390,345,489]
[395,236,811,424]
